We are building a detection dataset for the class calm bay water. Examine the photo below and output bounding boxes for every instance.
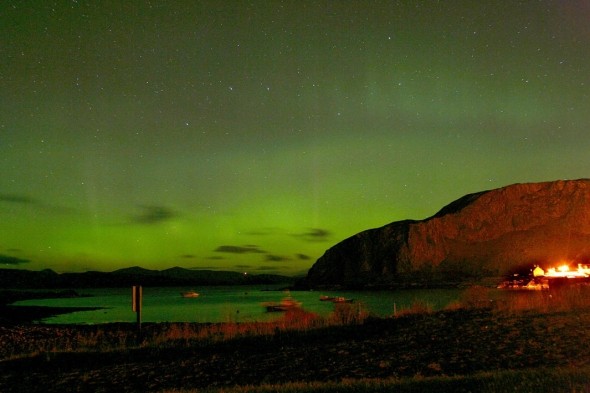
[14,286,462,324]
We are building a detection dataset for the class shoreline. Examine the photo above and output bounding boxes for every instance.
[0,305,103,324]
[2,307,590,392]
[0,290,101,324]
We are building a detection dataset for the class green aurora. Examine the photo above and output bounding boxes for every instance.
[1,1,589,275]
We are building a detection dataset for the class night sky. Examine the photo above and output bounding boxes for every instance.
[1,1,589,275]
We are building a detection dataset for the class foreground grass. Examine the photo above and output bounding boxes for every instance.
[167,366,590,393]
[3,284,590,392]
[0,303,369,361]
[4,285,590,361]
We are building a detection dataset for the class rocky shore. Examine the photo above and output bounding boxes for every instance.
[2,307,590,392]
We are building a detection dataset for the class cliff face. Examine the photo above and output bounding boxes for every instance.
[305,179,590,288]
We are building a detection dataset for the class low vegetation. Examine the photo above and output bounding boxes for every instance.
[2,284,590,392]
[0,303,369,361]
[165,366,590,393]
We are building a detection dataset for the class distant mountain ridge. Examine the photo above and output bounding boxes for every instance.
[0,266,292,289]
[303,179,590,289]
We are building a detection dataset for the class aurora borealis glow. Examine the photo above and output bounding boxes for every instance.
[1,1,589,275]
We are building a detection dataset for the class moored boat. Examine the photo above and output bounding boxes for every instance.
[181,291,199,298]
[320,295,353,303]
[262,297,301,312]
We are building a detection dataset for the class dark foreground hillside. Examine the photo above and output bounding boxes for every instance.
[2,305,590,392]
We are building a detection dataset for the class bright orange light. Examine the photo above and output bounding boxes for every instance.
[543,263,589,278]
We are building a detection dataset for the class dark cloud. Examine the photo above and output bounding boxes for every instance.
[214,245,265,254]
[293,228,331,242]
[132,205,177,224]
[181,254,195,259]
[265,254,291,262]
[0,194,36,204]
[295,253,311,260]
[234,264,252,269]
[0,193,75,215]
[0,254,30,265]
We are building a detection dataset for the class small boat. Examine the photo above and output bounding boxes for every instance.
[263,297,302,312]
[320,295,353,303]
[181,291,199,298]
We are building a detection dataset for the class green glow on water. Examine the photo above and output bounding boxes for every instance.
[15,287,461,324]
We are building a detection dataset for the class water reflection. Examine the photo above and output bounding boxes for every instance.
[14,286,461,324]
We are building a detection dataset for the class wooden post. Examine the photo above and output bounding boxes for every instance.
[132,285,142,340]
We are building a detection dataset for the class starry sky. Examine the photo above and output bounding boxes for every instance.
[1,1,589,275]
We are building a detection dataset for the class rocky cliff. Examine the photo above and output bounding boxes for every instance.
[304,179,590,288]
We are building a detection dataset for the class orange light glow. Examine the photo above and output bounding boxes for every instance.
[542,263,589,278]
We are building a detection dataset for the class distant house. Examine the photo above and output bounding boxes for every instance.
[533,266,545,277]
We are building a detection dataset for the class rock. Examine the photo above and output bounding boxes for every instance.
[304,179,590,288]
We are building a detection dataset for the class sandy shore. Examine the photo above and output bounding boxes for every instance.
[2,308,590,392]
